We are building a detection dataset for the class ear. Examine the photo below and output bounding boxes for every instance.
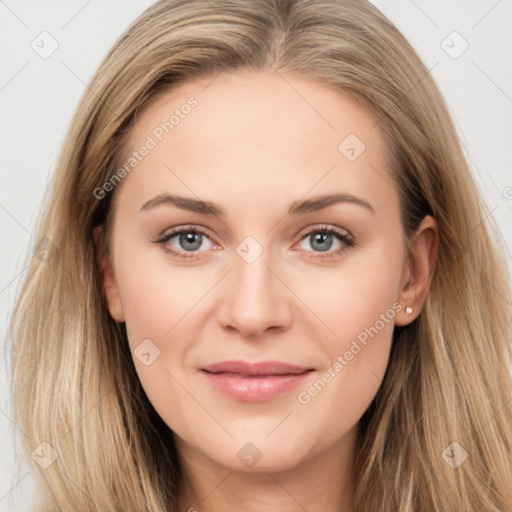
[93,226,125,322]
[395,215,438,326]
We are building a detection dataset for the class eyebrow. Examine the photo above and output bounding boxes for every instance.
[139,192,375,216]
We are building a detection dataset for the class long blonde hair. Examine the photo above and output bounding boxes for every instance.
[9,0,512,510]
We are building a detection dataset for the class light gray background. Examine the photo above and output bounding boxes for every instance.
[1,1,511,510]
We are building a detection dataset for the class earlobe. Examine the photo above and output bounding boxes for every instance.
[93,226,125,322]
[395,215,438,326]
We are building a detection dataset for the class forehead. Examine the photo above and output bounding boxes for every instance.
[117,68,397,217]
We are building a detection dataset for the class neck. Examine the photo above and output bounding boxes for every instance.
[174,426,357,512]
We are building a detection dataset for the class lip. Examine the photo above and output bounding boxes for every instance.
[200,360,314,402]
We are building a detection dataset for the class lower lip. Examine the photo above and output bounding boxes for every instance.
[200,370,313,402]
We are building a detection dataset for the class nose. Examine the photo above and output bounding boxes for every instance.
[216,250,293,338]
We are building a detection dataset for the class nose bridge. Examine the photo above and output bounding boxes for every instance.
[217,241,292,336]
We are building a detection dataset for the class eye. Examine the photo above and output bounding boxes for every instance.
[155,225,218,259]
[295,224,355,259]
[155,223,355,261]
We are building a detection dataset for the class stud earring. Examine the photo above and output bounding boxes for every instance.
[405,306,413,314]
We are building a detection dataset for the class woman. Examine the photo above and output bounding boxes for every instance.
[10,0,512,510]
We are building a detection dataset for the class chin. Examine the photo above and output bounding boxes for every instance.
[204,435,311,473]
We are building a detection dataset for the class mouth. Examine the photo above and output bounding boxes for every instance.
[200,360,315,402]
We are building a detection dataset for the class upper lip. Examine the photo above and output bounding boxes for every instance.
[201,360,313,376]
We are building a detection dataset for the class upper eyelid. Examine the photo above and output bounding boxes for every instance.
[296,224,352,239]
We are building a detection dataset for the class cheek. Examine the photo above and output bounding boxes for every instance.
[114,243,212,343]
[290,243,402,419]
[290,240,403,348]
[112,245,209,411]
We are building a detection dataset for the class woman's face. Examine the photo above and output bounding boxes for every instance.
[99,69,427,473]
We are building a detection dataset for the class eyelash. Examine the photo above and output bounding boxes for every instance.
[154,224,355,261]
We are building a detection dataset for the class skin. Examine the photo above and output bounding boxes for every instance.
[95,68,438,512]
